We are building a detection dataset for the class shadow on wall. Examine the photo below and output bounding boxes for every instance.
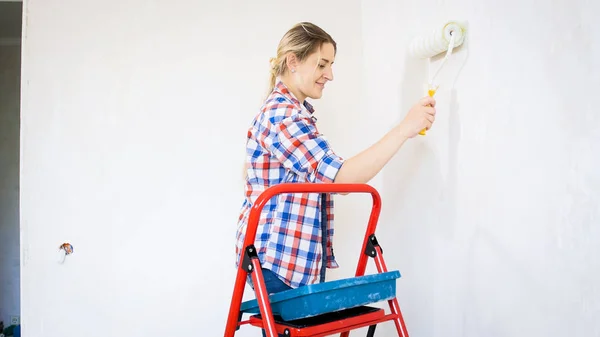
[380,47,446,233]
[380,30,470,239]
[375,33,469,336]
[431,29,469,241]
[374,47,442,337]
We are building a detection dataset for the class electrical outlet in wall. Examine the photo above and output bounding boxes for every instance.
[10,316,19,325]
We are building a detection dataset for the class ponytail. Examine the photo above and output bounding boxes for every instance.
[267,57,279,96]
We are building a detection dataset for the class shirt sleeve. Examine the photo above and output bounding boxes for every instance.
[269,114,344,183]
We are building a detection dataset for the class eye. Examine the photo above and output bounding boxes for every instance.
[319,64,326,68]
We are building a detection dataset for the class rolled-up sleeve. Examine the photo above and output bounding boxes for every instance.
[269,114,344,183]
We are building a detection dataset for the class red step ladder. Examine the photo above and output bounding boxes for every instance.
[224,183,409,337]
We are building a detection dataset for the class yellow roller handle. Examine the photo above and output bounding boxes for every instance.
[418,88,437,136]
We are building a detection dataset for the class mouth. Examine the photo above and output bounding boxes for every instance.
[316,82,325,89]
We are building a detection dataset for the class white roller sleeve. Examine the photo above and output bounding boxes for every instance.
[409,21,467,59]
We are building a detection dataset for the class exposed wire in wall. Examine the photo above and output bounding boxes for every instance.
[58,242,73,264]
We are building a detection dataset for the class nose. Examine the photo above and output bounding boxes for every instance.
[324,66,334,81]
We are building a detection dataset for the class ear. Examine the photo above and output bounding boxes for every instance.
[286,53,298,72]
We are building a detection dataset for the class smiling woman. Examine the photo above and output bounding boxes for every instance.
[235,22,437,336]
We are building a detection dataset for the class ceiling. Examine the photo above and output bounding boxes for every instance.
[0,1,22,40]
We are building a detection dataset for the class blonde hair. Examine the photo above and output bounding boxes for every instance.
[268,22,337,94]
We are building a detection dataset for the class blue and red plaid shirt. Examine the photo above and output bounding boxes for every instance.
[235,80,345,289]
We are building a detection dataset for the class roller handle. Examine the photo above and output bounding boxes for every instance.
[418,88,437,136]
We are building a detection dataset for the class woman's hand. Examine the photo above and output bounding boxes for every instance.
[397,96,436,138]
[333,96,437,185]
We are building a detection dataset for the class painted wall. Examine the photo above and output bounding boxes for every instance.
[356,0,600,336]
[19,1,364,336]
[0,43,21,328]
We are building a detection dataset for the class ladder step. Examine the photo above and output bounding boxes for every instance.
[249,306,386,336]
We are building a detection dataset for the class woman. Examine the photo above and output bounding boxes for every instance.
[235,21,436,299]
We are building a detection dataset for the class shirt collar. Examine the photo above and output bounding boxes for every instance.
[273,79,315,116]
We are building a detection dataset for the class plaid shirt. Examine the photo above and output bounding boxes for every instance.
[235,80,345,289]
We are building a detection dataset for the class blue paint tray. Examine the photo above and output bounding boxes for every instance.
[240,270,401,321]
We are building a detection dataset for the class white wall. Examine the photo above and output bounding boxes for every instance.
[19,1,364,336]
[21,0,600,336]
[0,43,21,328]
[356,0,600,336]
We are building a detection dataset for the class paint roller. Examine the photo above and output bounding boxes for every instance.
[408,20,467,135]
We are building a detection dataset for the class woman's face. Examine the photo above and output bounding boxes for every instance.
[288,42,335,102]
